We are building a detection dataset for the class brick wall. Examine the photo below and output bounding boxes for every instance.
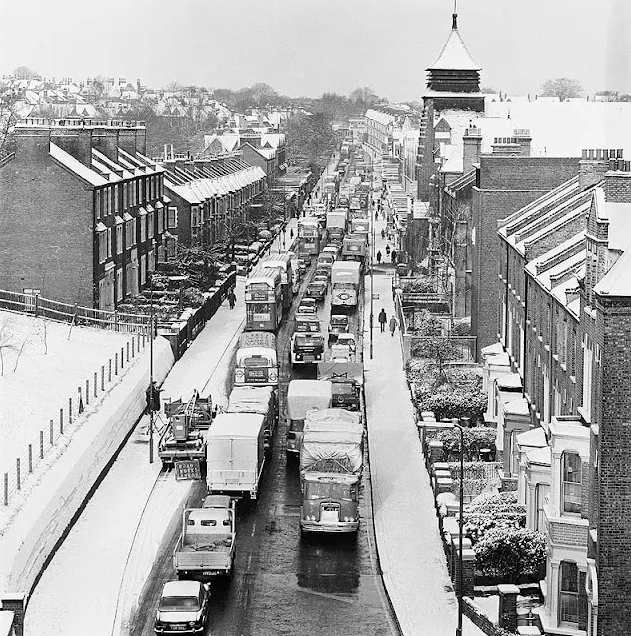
[594,296,631,636]
[471,156,579,359]
[0,146,93,305]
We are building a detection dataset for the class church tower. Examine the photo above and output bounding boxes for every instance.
[424,3,484,112]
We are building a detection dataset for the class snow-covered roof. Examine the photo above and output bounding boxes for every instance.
[365,109,395,127]
[427,21,480,71]
[49,142,108,186]
[594,242,631,298]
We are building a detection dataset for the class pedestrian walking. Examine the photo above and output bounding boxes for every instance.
[228,287,236,309]
[375,210,379,221]
[391,249,397,264]
[385,244,391,256]
[389,316,398,337]
[378,308,387,332]
[290,228,294,239]
[376,250,382,264]
[381,228,385,240]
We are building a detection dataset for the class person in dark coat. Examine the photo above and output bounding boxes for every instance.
[378,308,387,332]
[376,250,382,264]
[385,244,391,256]
[381,228,385,240]
[389,316,398,337]
[391,250,397,264]
[146,381,161,413]
[228,288,236,309]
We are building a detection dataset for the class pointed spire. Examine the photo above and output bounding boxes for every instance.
[452,0,458,29]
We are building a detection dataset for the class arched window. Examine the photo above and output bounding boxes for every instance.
[562,451,582,514]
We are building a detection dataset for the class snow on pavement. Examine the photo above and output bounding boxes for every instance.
[25,285,247,636]
[364,272,486,636]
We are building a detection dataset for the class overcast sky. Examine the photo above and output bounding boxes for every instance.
[1,0,629,100]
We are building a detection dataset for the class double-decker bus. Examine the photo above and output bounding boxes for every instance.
[260,252,295,312]
[244,266,283,332]
[298,218,321,257]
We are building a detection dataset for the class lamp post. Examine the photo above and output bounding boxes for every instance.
[369,171,375,359]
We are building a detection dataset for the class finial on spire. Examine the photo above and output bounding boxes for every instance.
[452,0,458,29]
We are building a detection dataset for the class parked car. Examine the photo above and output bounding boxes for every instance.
[297,297,317,315]
[154,580,210,634]
[306,281,327,302]
[328,314,349,344]
[315,267,331,281]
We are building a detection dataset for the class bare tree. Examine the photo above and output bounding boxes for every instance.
[0,87,20,157]
[540,78,583,101]
[12,65,38,80]
[0,321,17,376]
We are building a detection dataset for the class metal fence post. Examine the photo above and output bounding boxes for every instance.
[109,359,112,382]
[127,341,130,362]
[60,408,64,435]
[78,387,84,414]
[94,372,97,398]
[50,419,54,445]
[40,431,44,459]
[28,444,33,473]
[16,459,20,491]
[121,347,125,368]
[69,397,73,424]
[85,380,90,406]
[3,473,8,506]
[101,366,105,391]
[115,353,118,375]
[131,338,135,358]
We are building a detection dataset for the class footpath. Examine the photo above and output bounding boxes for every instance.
[364,217,485,636]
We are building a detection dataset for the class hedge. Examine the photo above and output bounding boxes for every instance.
[415,386,487,422]
[474,527,546,581]
[428,427,497,462]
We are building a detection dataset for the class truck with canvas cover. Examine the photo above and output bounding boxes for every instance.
[158,392,215,468]
[206,412,266,499]
[226,385,278,452]
[285,379,332,459]
[342,235,367,269]
[330,261,361,310]
[350,217,369,240]
[234,331,278,387]
[326,209,347,244]
[173,495,236,579]
[299,409,363,533]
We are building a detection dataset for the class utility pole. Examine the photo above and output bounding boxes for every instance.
[370,170,375,359]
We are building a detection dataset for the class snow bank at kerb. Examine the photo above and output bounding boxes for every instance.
[0,336,174,598]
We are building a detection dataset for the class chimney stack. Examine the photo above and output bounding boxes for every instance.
[579,148,621,191]
[463,127,482,173]
[604,156,631,203]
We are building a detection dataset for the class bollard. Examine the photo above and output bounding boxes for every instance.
[101,366,105,391]
[60,408,64,435]
[137,333,141,352]
[115,353,118,375]
[3,473,8,506]
[131,338,135,358]
[94,372,97,398]
[16,458,20,491]
[28,444,32,473]
[121,347,124,368]
[78,387,84,414]
[126,342,130,362]
[69,396,73,424]
[86,380,89,405]
[40,431,44,459]
[109,359,112,382]
[50,419,54,445]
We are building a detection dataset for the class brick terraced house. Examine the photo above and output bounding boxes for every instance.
[0,118,169,310]
[483,150,631,636]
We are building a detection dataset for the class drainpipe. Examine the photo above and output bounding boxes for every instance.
[504,242,510,348]
[548,300,554,426]
[522,279,528,396]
